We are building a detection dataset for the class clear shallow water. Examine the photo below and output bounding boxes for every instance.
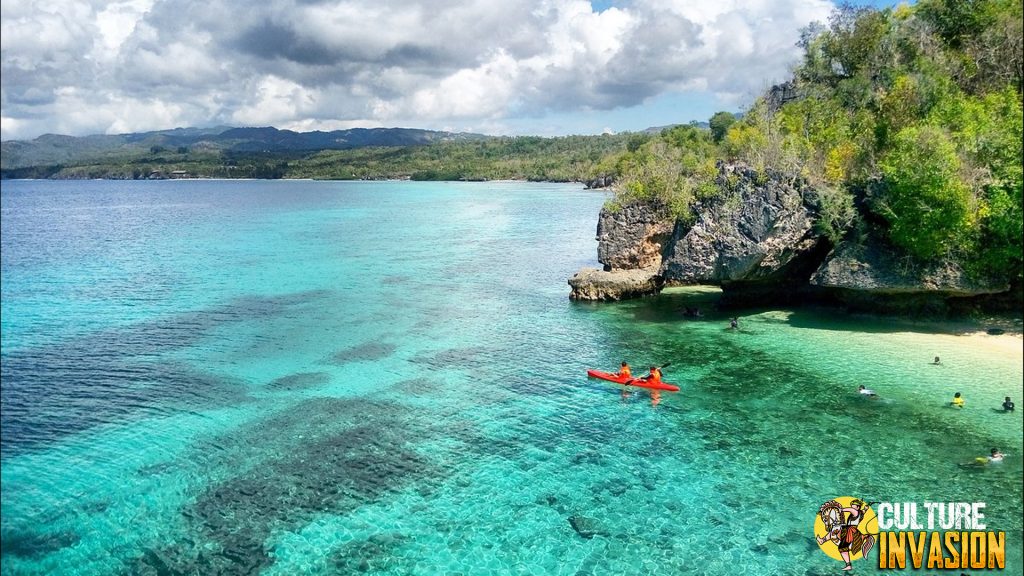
[1,179,1020,575]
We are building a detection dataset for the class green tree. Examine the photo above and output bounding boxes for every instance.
[709,111,737,143]
[878,126,974,259]
[917,0,1002,48]
[626,133,650,152]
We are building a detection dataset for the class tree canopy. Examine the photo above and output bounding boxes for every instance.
[608,0,1023,283]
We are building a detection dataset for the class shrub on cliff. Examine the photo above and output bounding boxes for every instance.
[607,125,719,220]
[719,0,1022,280]
[876,125,974,260]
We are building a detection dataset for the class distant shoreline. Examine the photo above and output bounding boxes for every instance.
[0,175,612,188]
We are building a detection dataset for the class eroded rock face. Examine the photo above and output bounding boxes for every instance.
[811,236,1010,296]
[660,164,824,286]
[568,267,663,301]
[597,202,674,271]
[570,164,825,302]
[568,161,1014,310]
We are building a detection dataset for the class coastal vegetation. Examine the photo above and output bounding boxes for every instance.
[289,135,630,182]
[605,0,1023,284]
[0,131,633,185]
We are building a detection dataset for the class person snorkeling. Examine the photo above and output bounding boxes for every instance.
[1002,396,1015,412]
[950,392,964,408]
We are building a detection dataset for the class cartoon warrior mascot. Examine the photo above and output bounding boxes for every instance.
[816,499,876,571]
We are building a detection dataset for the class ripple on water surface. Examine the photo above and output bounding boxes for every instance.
[1,181,1020,576]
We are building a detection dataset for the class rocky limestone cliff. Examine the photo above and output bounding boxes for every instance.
[569,164,826,302]
[812,235,1008,295]
[567,201,671,301]
[569,161,1013,312]
[660,164,826,292]
[596,201,674,271]
[809,234,1012,313]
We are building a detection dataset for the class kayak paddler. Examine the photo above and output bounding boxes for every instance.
[640,365,662,385]
[617,362,632,379]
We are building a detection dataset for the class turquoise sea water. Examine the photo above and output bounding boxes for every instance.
[1,179,1020,575]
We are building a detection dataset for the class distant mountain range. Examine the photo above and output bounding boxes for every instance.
[0,126,489,170]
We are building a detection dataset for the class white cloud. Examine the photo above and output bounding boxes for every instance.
[1,116,25,141]
[230,76,320,126]
[408,51,519,119]
[1,1,97,77]
[93,0,155,58]
[1,0,838,140]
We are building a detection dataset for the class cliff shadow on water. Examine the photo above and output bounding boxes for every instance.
[601,283,1023,338]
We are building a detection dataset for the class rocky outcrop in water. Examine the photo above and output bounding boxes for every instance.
[568,161,1012,312]
[568,267,663,301]
[583,175,615,189]
[570,164,827,302]
[565,199,672,300]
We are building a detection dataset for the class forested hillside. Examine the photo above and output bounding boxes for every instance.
[289,135,631,182]
[0,132,631,184]
[0,127,485,172]
[607,0,1022,284]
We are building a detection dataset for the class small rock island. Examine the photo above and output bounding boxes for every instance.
[570,162,1015,314]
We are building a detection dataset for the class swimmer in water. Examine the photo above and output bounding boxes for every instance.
[1002,396,1015,412]
[950,392,964,408]
[858,385,878,399]
[961,448,1006,468]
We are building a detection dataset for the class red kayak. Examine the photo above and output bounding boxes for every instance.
[586,369,680,392]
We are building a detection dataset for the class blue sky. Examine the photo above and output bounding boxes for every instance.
[1,0,912,140]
